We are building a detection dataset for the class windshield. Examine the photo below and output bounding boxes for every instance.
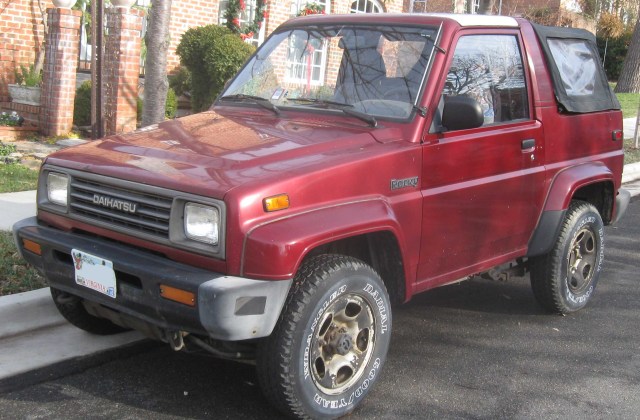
[221,24,438,120]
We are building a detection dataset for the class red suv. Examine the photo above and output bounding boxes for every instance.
[15,13,628,418]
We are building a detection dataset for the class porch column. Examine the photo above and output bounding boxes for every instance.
[40,8,82,137]
[104,8,143,135]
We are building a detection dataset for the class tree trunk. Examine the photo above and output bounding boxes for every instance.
[615,7,640,93]
[33,0,49,76]
[478,0,496,14]
[142,0,173,127]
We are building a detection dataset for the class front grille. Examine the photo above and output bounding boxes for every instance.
[69,178,173,238]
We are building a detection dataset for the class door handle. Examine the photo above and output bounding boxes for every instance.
[521,139,535,151]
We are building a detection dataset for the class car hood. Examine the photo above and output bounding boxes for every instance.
[46,110,380,198]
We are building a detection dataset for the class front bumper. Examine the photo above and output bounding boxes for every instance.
[13,217,292,341]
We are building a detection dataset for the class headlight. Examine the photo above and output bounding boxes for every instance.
[184,203,219,245]
[47,172,69,207]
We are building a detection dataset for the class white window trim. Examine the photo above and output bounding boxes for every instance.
[285,39,329,86]
[349,0,385,13]
[218,0,266,46]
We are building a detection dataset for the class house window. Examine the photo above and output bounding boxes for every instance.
[286,34,328,86]
[290,0,330,17]
[285,1,331,84]
[465,0,480,13]
[218,0,266,46]
[350,0,384,13]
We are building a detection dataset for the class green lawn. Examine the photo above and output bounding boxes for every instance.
[617,92,640,119]
[0,231,46,296]
[0,164,39,193]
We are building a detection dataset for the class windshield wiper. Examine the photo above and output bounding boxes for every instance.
[287,98,354,108]
[342,108,377,128]
[219,94,280,115]
[287,97,375,127]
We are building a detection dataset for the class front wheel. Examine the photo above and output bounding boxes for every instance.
[51,288,128,335]
[257,255,392,419]
[530,201,605,314]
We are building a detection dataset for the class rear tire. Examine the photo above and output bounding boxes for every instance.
[257,255,392,419]
[530,201,604,314]
[51,288,128,335]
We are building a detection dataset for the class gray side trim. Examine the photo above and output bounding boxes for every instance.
[526,209,566,257]
[198,277,293,341]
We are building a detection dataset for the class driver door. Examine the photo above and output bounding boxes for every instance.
[416,32,546,289]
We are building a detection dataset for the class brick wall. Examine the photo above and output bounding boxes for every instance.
[39,8,81,137]
[104,8,143,135]
[166,1,220,72]
[0,0,54,101]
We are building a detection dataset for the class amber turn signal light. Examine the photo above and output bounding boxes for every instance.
[160,284,196,307]
[22,239,42,256]
[263,194,290,212]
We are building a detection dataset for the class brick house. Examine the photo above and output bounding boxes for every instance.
[0,0,594,133]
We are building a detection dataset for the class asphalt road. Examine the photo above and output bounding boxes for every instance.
[1,200,639,419]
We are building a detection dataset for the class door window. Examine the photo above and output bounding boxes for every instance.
[443,35,529,126]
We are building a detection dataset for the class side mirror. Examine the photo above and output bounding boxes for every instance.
[441,95,484,131]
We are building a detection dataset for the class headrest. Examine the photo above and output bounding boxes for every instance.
[339,34,380,50]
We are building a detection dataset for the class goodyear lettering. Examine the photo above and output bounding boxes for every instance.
[313,358,381,409]
[363,284,388,334]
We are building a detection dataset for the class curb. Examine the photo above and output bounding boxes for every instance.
[622,162,640,184]
[0,287,64,340]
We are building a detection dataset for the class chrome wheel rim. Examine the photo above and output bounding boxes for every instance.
[567,226,597,294]
[309,294,376,395]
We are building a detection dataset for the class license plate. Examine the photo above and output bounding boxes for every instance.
[72,249,117,298]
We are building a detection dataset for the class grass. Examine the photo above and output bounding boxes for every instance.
[0,164,39,193]
[624,138,640,165]
[617,92,640,119]
[0,231,46,296]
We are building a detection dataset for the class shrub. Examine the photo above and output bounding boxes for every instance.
[137,96,143,122]
[14,64,42,87]
[169,66,191,98]
[74,80,92,127]
[176,25,255,112]
[165,87,177,119]
[597,32,632,81]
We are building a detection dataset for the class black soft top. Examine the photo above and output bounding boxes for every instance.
[532,23,620,113]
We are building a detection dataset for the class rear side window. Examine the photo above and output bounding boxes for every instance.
[443,34,529,127]
[547,39,598,97]
[532,23,620,113]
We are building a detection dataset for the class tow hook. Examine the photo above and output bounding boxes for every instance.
[167,330,187,351]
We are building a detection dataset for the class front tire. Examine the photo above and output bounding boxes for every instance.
[51,288,128,335]
[530,201,604,314]
[257,255,392,419]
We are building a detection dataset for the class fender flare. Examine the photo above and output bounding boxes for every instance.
[241,199,409,281]
[527,163,614,257]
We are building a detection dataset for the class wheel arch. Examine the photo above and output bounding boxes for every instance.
[241,199,410,304]
[541,163,615,218]
[527,163,615,257]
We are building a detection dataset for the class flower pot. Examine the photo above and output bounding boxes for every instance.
[8,84,41,106]
[110,0,137,8]
[52,0,77,8]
